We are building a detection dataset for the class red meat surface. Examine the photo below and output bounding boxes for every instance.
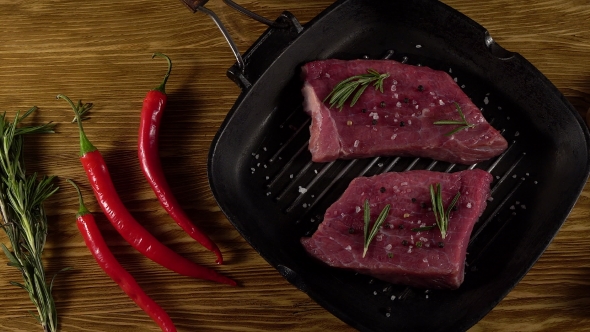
[300,169,493,289]
[301,59,508,164]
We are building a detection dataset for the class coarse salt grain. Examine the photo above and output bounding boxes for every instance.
[298,186,307,194]
[345,245,352,251]
[354,140,360,147]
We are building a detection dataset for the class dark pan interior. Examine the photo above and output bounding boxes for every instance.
[207,0,590,331]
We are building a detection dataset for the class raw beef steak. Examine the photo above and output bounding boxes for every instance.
[300,169,493,289]
[301,59,508,164]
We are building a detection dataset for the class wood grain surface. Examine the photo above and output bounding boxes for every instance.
[1,0,590,331]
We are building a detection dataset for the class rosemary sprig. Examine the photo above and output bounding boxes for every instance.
[0,107,64,332]
[433,102,475,136]
[363,199,391,258]
[324,69,390,111]
[430,183,460,239]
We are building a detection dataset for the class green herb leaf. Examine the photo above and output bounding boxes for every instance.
[363,199,391,257]
[0,109,64,332]
[433,102,475,136]
[429,183,461,239]
[324,69,390,111]
[411,225,437,232]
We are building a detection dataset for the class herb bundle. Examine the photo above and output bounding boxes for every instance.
[0,107,63,332]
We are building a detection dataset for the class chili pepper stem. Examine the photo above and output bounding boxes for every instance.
[152,53,172,93]
[57,94,97,156]
[66,179,90,217]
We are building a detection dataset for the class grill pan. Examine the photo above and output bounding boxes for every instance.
[198,0,590,331]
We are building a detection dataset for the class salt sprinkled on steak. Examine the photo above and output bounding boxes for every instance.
[300,169,493,289]
[301,59,508,164]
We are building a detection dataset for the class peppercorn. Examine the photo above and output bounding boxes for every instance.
[438,242,445,248]
[404,97,409,103]
[398,224,405,230]
[372,119,377,125]
[411,197,416,203]
[400,121,405,127]
[416,241,423,248]
[418,85,424,91]
[380,187,386,193]
[349,227,355,234]
[402,240,408,246]
[380,101,386,107]
[362,108,367,113]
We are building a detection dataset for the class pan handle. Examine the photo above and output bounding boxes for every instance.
[181,0,303,90]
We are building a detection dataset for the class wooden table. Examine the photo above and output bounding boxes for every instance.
[1,1,589,331]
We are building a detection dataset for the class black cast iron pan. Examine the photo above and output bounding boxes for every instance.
[184,0,590,331]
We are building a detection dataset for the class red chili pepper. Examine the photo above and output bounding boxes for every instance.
[59,94,236,286]
[139,53,223,264]
[67,179,177,332]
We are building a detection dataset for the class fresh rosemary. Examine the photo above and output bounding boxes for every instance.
[429,183,460,240]
[433,102,475,136]
[363,199,391,258]
[0,107,65,332]
[324,69,390,111]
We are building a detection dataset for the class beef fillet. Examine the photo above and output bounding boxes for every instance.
[300,169,493,289]
[301,59,508,164]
